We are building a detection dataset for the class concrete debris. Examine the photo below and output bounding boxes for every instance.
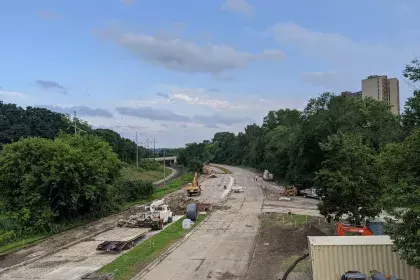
[117,212,152,228]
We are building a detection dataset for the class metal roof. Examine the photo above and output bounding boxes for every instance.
[308,235,393,246]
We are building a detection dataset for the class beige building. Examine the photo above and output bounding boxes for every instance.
[361,75,400,114]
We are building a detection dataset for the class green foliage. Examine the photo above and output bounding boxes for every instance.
[314,133,383,224]
[403,58,420,84]
[177,142,210,172]
[0,102,148,163]
[94,129,152,162]
[111,179,154,205]
[0,103,71,146]
[0,134,122,245]
[380,129,420,268]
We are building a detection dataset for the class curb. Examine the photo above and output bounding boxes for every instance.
[220,175,234,199]
[132,212,213,280]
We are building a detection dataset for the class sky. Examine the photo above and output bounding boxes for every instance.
[0,0,419,148]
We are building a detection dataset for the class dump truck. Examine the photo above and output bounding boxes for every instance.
[186,172,201,196]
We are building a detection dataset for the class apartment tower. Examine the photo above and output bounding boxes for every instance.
[361,75,400,115]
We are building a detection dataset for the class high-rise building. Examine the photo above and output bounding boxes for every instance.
[341,91,362,97]
[361,75,400,115]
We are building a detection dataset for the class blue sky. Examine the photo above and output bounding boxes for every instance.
[1,0,419,147]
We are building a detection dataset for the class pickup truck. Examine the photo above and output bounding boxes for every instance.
[301,188,322,200]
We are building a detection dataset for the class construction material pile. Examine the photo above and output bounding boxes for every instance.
[117,211,152,228]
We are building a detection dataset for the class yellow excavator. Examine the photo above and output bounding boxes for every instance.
[186,172,202,196]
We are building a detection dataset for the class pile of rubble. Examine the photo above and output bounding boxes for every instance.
[117,211,152,228]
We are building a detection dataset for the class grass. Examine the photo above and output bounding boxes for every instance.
[0,235,46,255]
[99,214,207,280]
[120,164,172,182]
[120,173,193,209]
[260,213,310,229]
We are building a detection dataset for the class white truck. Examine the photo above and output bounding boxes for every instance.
[262,170,273,181]
[150,203,173,230]
[118,199,173,230]
[301,188,322,200]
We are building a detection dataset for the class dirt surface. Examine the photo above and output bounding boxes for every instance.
[245,212,333,280]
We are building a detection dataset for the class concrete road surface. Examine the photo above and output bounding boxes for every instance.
[134,165,264,280]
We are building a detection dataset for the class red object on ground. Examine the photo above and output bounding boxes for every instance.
[336,222,373,236]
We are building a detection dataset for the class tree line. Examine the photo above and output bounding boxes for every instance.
[178,60,420,268]
[0,102,153,162]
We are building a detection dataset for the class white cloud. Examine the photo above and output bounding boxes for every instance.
[98,28,285,75]
[268,22,417,94]
[268,22,404,71]
[38,105,113,118]
[221,0,254,17]
[0,90,27,98]
[301,71,345,89]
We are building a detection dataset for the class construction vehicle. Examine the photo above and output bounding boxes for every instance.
[262,170,273,181]
[301,188,322,200]
[340,270,399,280]
[280,185,298,197]
[185,172,202,196]
[117,199,173,230]
[336,222,373,236]
[150,203,173,230]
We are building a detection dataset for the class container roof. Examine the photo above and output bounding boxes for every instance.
[308,236,393,246]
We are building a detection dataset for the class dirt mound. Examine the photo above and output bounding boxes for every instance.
[245,214,327,280]
[207,174,218,179]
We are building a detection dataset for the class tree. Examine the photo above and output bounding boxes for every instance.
[0,134,122,233]
[314,133,383,224]
[403,57,420,86]
[380,129,420,268]
[263,125,294,179]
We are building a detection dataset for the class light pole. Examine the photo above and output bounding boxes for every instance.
[135,132,139,169]
[163,148,166,188]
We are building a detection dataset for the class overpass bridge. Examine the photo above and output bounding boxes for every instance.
[147,156,177,166]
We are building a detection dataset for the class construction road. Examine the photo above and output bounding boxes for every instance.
[133,165,264,280]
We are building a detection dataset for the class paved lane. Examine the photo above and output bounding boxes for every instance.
[134,165,263,280]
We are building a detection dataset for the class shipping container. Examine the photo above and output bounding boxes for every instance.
[308,236,420,280]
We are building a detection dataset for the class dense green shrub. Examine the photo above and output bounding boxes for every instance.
[112,179,154,204]
[0,134,122,245]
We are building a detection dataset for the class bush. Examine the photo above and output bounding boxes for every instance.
[112,179,154,204]
[0,134,122,243]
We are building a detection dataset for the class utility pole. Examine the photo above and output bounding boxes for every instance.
[153,138,156,158]
[74,111,77,134]
[136,132,139,169]
[163,148,166,188]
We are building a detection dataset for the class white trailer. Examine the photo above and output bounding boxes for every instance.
[308,236,420,280]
